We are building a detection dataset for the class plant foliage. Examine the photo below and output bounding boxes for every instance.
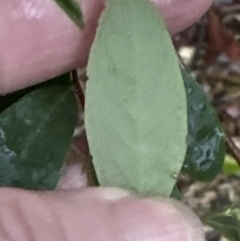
[0,75,77,190]
[85,0,188,197]
[181,67,225,181]
[53,0,84,28]
[203,207,240,241]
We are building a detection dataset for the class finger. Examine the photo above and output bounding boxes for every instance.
[0,0,213,95]
[0,0,103,94]
[0,187,205,241]
[155,0,213,34]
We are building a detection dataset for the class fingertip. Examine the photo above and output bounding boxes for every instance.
[111,195,205,241]
[76,188,205,241]
[0,0,104,95]
[54,187,205,241]
[153,0,213,34]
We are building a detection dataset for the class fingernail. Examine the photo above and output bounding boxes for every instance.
[111,198,205,241]
[95,187,132,201]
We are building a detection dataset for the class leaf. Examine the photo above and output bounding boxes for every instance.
[181,66,225,181]
[0,82,47,113]
[170,186,182,200]
[53,0,84,28]
[0,89,29,113]
[85,0,187,197]
[203,207,240,241]
[222,155,240,175]
[0,74,78,190]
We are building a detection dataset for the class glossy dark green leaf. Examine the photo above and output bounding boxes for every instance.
[0,74,78,190]
[0,83,44,113]
[53,0,84,28]
[203,207,240,241]
[0,90,28,113]
[181,66,225,181]
[85,0,187,197]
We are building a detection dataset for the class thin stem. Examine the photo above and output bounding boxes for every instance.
[71,70,85,109]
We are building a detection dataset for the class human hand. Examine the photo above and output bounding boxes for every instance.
[0,0,213,94]
[0,187,205,241]
[0,1,212,240]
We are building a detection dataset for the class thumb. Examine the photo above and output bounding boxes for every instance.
[0,187,205,241]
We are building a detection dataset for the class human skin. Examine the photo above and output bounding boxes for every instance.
[0,0,213,240]
[0,0,213,94]
[0,187,206,241]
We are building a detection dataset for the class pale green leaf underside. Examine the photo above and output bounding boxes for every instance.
[85,0,187,197]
